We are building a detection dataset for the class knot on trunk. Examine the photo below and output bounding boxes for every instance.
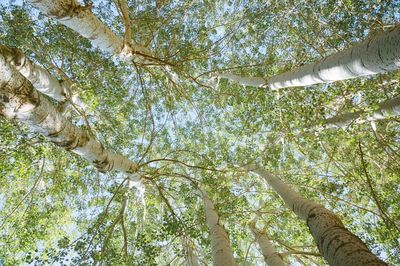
[93,158,111,172]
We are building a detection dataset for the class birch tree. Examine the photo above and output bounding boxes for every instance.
[0,52,143,189]
[249,221,286,266]
[201,189,236,266]
[219,25,400,89]
[1,1,400,265]
[246,165,387,266]
[26,0,153,64]
[324,95,400,128]
[0,44,89,115]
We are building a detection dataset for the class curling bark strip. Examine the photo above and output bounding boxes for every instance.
[247,166,387,266]
[0,54,138,175]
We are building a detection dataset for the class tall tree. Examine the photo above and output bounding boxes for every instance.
[246,165,387,266]
[219,25,400,89]
[324,95,400,128]
[201,189,237,266]
[1,1,399,265]
[27,0,152,63]
[249,220,286,266]
[0,44,89,115]
[0,51,142,188]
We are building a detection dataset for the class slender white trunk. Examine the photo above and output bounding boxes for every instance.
[219,25,400,89]
[246,166,387,266]
[27,0,150,63]
[249,222,286,266]
[0,54,141,184]
[201,190,236,266]
[325,95,400,128]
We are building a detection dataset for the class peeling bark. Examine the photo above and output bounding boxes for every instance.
[0,54,139,178]
[247,166,387,266]
[201,190,236,266]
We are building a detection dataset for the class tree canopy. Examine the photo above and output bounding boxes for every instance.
[1,0,400,265]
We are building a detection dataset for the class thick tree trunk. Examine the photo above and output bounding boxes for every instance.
[249,222,286,266]
[247,166,387,266]
[27,0,150,63]
[0,44,90,115]
[325,95,400,128]
[0,45,68,101]
[201,190,236,266]
[0,54,141,183]
[219,25,400,89]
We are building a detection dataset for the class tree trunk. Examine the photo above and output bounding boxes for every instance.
[246,166,387,266]
[0,53,142,186]
[0,44,91,115]
[201,190,236,266]
[249,221,286,266]
[0,44,68,101]
[219,25,400,89]
[27,0,150,63]
[325,95,400,128]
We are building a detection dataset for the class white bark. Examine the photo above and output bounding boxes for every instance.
[0,45,67,101]
[246,166,387,266]
[0,44,91,116]
[201,190,236,266]
[220,25,400,89]
[27,0,150,63]
[249,222,286,266]
[325,95,400,128]
[0,54,141,184]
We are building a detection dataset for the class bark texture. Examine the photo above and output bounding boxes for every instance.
[201,191,236,266]
[27,0,150,63]
[0,54,139,177]
[0,44,90,115]
[220,25,400,89]
[325,95,400,128]
[0,44,68,101]
[249,222,286,266]
[247,166,387,266]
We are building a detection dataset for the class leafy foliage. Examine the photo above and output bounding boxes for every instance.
[1,0,400,265]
